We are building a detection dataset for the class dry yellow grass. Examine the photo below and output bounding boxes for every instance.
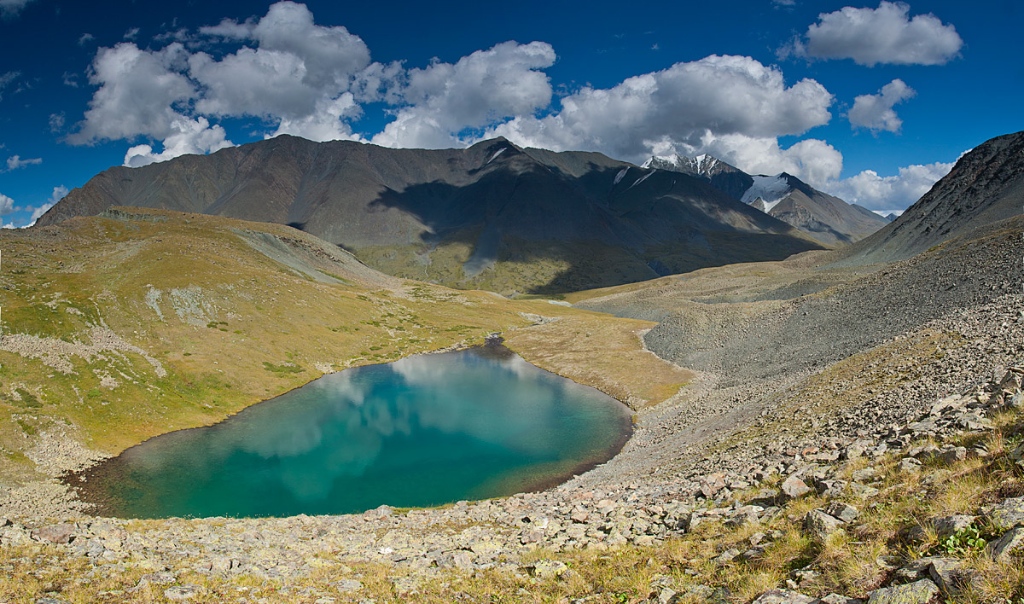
[506,309,694,410]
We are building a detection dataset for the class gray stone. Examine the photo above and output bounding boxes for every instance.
[392,577,419,596]
[893,557,944,583]
[928,557,965,594]
[739,546,766,561]
[164,585,205,601]
[906,417,939,434]
[336,579,363,593]
[750,589,816,604]
[932,515,975,539]
[851,467,879,483]
[651,587,680,604]
[713,548,740,565]
[825,502,860,523]
[781,475,812,500]
[819,480,848,497]
[898,457,923,472]
[987,527,1024,562]
[749,489,781,506]
[843,443,868,460]
[804,509,844,541]
[35,599,71,604]
[955,413,994,431]
[938,446,967,465]
[724,505,762,528]
[866,579,940,604]
[700,473,727,498]
[849,483,880,499]
[818,595,864,604]
[985,497,1024,530]
[134,571,177,589]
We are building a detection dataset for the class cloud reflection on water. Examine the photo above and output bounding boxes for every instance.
[99,348,628,515]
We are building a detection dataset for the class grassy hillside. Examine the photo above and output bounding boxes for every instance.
[0,208,689,487]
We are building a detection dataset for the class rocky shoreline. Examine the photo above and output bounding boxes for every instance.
[1,292,1021,601]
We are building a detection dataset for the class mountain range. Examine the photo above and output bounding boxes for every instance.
[642,153,889,246]
[36,136,831,294]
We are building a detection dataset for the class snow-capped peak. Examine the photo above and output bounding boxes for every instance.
[641,153,722,178]
[641,155,678,170]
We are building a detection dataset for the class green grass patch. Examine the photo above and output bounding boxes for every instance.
[262,362,305,375]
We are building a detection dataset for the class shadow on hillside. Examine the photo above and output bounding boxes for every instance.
[365,156,822,294]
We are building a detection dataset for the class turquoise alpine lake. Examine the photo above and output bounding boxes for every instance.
[74,346,632,518]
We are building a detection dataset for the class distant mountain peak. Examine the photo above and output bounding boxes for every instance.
[641,153,737,179]
[643,151,888,246]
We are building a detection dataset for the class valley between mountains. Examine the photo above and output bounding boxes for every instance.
[0,130,1022,603]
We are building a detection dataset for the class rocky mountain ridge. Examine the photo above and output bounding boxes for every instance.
[844,129,1024,265]
[642,153,889,247]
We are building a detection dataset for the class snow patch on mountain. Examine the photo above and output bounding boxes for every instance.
[486,147,507,164]
[628,170,656,190]
[741,175,791,206]
[614,167,629,185]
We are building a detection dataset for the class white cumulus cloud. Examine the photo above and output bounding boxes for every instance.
[0,0,34,18]
[191,1,370,120]
[271,93,364,142]
[72,1,377,166]
[23,186,69,226]
[489,54,833,165]
[372,41,556,149]
[848,79,916,133]
[69,42,196,144]
[704,134,845,188]
[0,192,13,215]
[825,160,956,213]
[785,1,963,66]
[123,116,232,167]
[6,155,42,171]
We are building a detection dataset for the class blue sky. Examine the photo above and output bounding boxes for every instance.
[0,0,1020,226]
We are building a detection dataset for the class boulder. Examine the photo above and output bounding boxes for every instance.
[985,497,1024,530]
[526,559,568,579]
[987,527,1024,562]
[932,515,975,540]
[866,579,940,604]
[164,585,205,601]
[898,458,923,472]
[928,557,965,593]
[825,502,860,523]
[31,524,75,545]
[804,509,844,541]
[893,557,944,583]
[750,589,816,604]
[780,475,812,500]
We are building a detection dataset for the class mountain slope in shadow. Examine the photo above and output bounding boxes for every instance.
[37,136,823,294]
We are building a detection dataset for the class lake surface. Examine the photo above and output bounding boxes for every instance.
[74,345,632,518]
